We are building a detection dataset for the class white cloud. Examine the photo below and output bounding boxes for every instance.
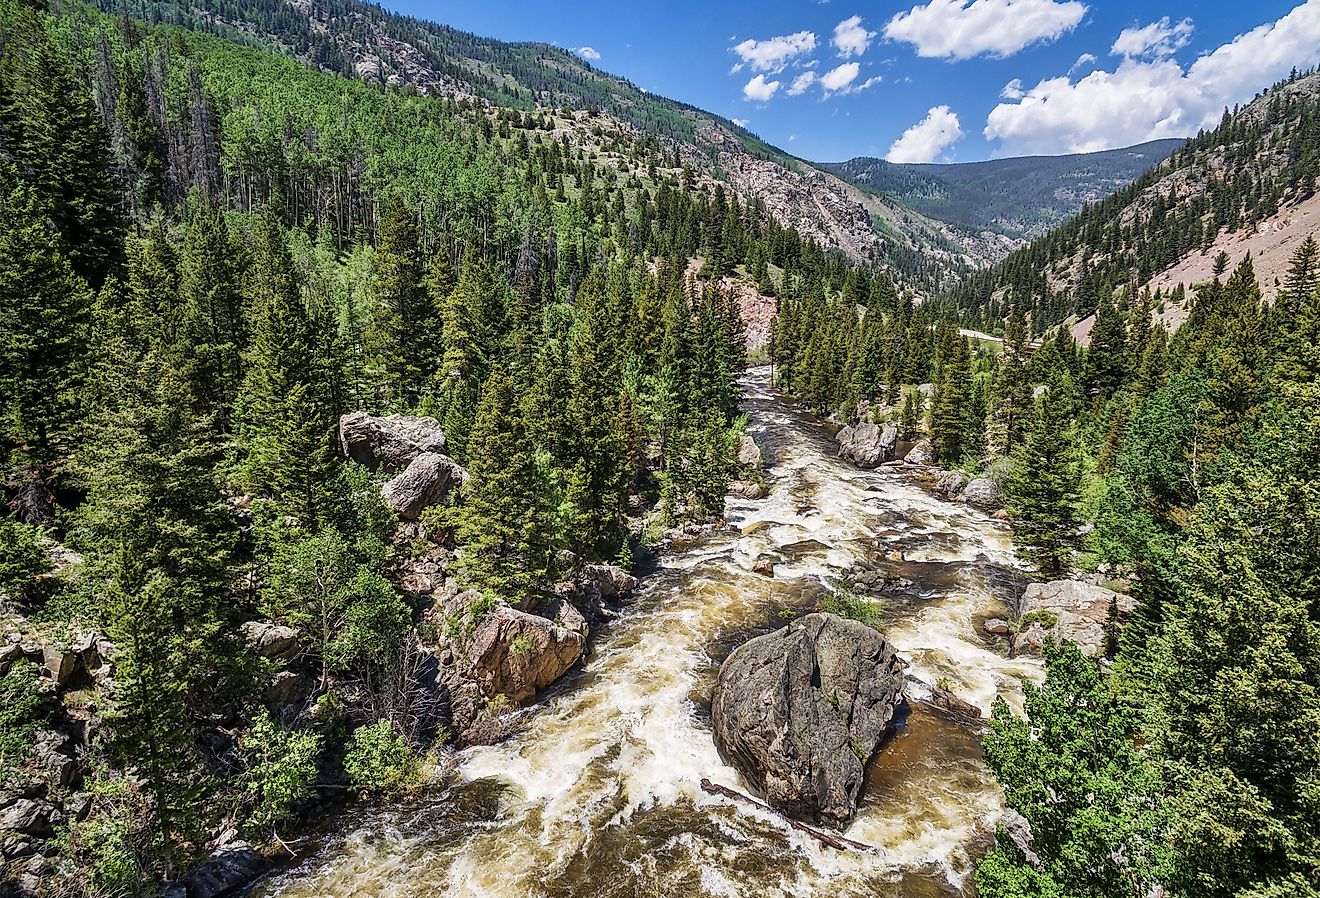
[833,15,877,57]
[788,71,819,95]
[1001,77,1024,98]
[883,0,1087,60]
[732,118,750,128]
[743,74,781,101]
[1069,52,1097,73]
[820,61,860,93]
[855,75,883,91]
[575,46,601,60]
[731,31,818,73]
[887,105,964,162]
[1111,17,1194,58]
[985,0,1320,155]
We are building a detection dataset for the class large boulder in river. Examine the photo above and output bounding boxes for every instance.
[1011,580,1136,657]
[836,422,898,468]
[338,411,446,471]
[904,438,936,466]
[711,613,905,827]
[381,452,468,520]
[737,433,764,469]
[467,604,586,705]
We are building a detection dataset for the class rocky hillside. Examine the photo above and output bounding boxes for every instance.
[103,0,977,293]
[937,68,1320,335]
[825,139,1184,248]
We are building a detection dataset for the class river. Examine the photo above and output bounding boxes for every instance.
[252,367,1043,898]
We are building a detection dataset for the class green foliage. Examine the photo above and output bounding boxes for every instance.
[980,640,1168,898]
[344,718,421,795]
[0,516,49,602]
[55,768,155,896]
[241,709,322,832]
[819,587,884,629]
[0,662,42,773]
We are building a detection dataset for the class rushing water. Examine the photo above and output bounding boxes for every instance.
[253,368,1044,898]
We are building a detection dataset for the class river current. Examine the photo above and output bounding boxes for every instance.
[252,367,1043,898]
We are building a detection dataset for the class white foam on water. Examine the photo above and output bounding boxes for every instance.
[253,369,1044,898]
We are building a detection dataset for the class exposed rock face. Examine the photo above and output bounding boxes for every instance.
[467,605,586,705]
[1011,580,1136,657]
[904,439,936,466]
[836,422,898,468]
[579,564,640,603]
[729,479,769,500]
[737,433,765,469]
[983,618,1012,636]
[338,412,446,470]
[959,477,1002,508]
[711,613,905,827]
[934,470,969,498]
[239,621,300,663]
[185,841,269,898]
[381,452,468,520]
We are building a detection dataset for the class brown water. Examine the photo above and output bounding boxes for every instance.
[252,368,1042,898]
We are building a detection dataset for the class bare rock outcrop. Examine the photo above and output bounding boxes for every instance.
[711,613,905,827]
[381,452,468,520]
[1011,580,1136,657]
[467,605,586,705]
[338,412,446,471]
[958,477,1002,509]
[904,439,936,466]
[836,422,898,468]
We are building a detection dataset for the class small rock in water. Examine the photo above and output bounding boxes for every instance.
[983,618,1012,636]
[752,555,777,577]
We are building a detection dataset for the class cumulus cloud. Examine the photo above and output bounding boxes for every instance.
[985,0,1320,155]
[1069,52,1097,73]
[732,118,750,128]
[788,71,819,95]
[731,31,818,73]
[833,15,877,57]
[743,74,781,101]
[575,46,601,60]
[884,0,1087,60]
[1001,78,1025,99]
[1111,17,1194,58]
[887,105,964,162]
[820,61,861,93]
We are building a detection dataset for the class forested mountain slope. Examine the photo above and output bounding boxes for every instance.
[825,139,1184,248]
[937,68,1320,335]
[93,0,979,292]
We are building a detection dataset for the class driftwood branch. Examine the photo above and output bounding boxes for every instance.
[699,779,880,853]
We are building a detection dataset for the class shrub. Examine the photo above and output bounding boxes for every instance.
[241,709,322,832]
[819,587,884,629]
[0,662,42,773]
[344,719,420,795]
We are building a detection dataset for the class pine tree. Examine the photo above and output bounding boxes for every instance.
[237,208,337,529]
[1008,369,1082,578]
[177,198,245,427]
[990,307,1031,454]
[0,173,93,463]
[365,196,440,410]
[930,334,971,464]
[454,370,556,605]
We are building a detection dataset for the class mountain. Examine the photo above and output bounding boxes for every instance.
[824,139,1185,249]
[934,69,1320,336]
[96,0,980,292]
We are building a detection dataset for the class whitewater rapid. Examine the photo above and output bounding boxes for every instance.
[252,367,1043,898]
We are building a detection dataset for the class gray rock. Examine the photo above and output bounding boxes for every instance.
[737,434,764,469]
[42,644,78,685]
[904,438,936,466]
[381,452,468,520]
[836,422,898,468]
[0,800,56,835]
[579,564,639,603]
[999,808,1041,866]
[263,670,311,708]
[338,411,446,471]
[958,477,1002,508]
[983,618,1012,636]
[729,479,768,500]
[711,613,905,827]
[1011,580,1135,657]
[934,470,969,498]
[238,621,300,663]
[466,604,585,705]
[535,595,590,639]
[32,730,79,787]
[185,841,268,898]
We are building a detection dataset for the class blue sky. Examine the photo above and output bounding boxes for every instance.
[383,1,1320,164]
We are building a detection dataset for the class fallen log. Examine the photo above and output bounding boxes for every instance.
[699,778,880,853]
